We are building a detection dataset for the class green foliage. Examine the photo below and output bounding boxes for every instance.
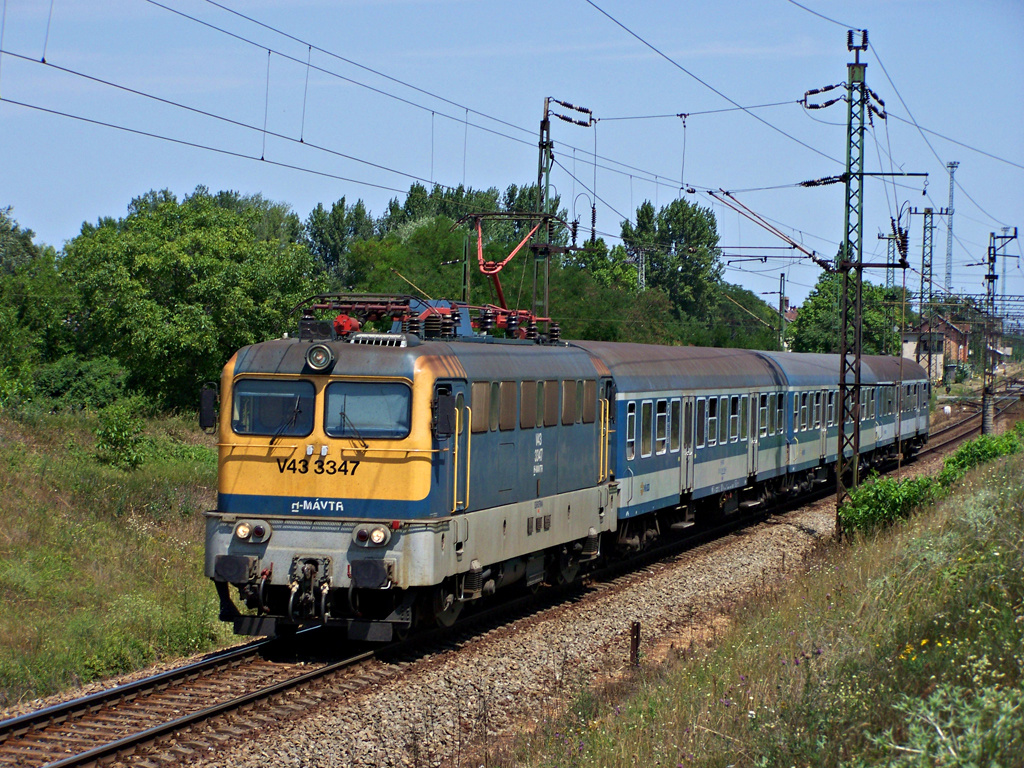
[787,271,902,355]
[33,355,127,411]
[839,422,1024,535]
[861,684,1024,766]
[61,187,325,408]
[95,396,147,470]
[620,198,723,319]
[0,410,228,705]
[838,474,936,533]
[937,422,1024,487]
[304,196,375,284]
[707,282,781,350]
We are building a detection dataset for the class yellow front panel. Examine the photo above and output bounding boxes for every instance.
[217,357,441,505]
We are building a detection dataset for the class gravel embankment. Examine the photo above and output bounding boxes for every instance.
[175,493,879,768]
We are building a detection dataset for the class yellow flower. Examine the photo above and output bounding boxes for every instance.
[921,639,929,646]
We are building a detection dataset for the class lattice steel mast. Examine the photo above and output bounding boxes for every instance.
[835,30,870,519]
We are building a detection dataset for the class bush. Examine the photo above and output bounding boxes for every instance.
[839,474,935,534]
[938,422,1024,488]
[33,355,127,411]
[95,397,146,470]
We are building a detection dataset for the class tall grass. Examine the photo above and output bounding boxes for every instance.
[516,445,1024,767]
[0,407,230,707]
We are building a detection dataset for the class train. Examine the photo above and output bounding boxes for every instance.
[203,293,930,641]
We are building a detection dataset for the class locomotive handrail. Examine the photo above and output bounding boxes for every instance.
[450,406,472,514]
[598,398,609,482]
[451,407,461,515]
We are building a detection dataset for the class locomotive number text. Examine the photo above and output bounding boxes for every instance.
[275,458,361,476]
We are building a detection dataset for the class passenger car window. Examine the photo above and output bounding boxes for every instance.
[656,400,668,454]
[670,399,681,452]
[696,398,706,448]
[521,380,536,429]
[499,381,516,431]
[641,401,653,457]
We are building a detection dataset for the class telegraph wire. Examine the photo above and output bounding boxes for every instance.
[582,0,843,166]
[783,0,1016,231]
[782,0,858,30]
[140,0,788,217]
[140,0,539,154]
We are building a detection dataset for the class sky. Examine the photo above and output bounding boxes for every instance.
[1,0,1022,314]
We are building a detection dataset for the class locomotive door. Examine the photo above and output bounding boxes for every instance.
[435,380,471,514]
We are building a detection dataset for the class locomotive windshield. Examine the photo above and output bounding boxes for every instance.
[232,379,315,437]
[325,381,411,439]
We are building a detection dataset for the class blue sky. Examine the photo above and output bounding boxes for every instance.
[1,0,1021,309]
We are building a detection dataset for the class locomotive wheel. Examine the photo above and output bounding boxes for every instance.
[432,582,464,627]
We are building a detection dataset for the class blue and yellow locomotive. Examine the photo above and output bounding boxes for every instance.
[204,294,929,640]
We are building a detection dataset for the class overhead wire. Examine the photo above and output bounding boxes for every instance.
[581,0,844,166]
[871,46,1008,228]
[0,95,411,195]
[0,49,440,189]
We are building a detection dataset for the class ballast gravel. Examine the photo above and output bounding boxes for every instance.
[178,476,930,768]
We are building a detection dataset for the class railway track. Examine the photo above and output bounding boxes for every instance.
[0,501,801,768]
[0,638,377,768]
[918,389,1023,458]
[5,390,1022,767]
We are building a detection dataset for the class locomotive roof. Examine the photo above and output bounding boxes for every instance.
[231,335,603,380]
[233,337,420,378]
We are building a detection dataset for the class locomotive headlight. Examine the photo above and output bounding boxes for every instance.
[306,343,334,371]
[353,524,391,547]
[235,522,252,540]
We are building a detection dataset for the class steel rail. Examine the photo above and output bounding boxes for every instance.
[40,649,376,768]
[0,639,270,744]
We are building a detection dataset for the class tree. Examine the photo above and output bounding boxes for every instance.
[786,271,898,355]
[560,239,638,292]
[304,197,375,285]
[620,198,723,320]
[61,187,324,408]
[708,283,781,350]
[0,209,78,404]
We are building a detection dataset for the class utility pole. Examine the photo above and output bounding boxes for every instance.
[805,30,910,531]
[944,161,958,293]
[910,206,949,383]
[835,29,871,520]
[778,272,786,351]
[879,231,899,356]
[535,98,594,324]
[534,98,554,325]
[983,228,1019,433]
